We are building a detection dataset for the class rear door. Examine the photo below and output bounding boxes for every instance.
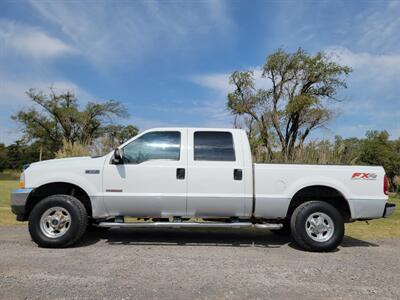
[186,129,246,217]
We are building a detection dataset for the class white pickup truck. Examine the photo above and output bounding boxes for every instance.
[11,127,395,251]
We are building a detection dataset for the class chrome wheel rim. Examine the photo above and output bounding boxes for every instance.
[39,207,71,238]
[305,212,334,242]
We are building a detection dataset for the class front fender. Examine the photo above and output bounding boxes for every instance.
[27,172,98,196]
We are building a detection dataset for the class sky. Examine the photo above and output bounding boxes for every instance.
[0,0,399,144]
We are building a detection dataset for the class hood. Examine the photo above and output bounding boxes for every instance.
[29,156,95,168]
[23,155,108,190]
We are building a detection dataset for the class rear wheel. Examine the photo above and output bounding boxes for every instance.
[29,195,88,248]
[290,201,344,252]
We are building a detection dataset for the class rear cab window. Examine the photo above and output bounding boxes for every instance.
[193,131,236,161]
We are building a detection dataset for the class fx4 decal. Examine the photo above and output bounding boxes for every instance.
[351,172,377,180]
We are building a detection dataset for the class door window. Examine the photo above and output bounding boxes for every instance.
[123,131,181,164]
[194,131,235,161]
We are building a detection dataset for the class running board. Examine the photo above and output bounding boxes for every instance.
[97,222,282,229]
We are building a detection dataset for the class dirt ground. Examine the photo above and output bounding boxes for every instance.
[0,226,399,300]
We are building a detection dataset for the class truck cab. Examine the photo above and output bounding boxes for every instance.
[102,128,253,219]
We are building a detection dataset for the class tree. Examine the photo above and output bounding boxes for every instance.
[12,88,129,155]
[228,48,352,162]
[359,131,400,192]
[0,143,7,172]
[89,125,139,155]
[102,124,139,148]
[3,140,53,170]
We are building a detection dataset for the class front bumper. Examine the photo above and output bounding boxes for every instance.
[11,188,33,219]
[383,203,396,218]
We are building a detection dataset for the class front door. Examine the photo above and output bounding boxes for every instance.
[102,129,187,217]
[186,129,247,217]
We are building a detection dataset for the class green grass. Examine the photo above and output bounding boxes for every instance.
[0,180,19,207]
[0,179,22,226]
[0,177,399,240]
[0,169,20,180]
[0,207,23,226]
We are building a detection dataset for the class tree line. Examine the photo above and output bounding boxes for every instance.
[0,48,399,191]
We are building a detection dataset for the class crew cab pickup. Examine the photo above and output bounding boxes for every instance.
[11,128,396,251]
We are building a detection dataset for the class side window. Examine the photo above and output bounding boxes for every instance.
[123,131,181,164]
[194,131,236,161]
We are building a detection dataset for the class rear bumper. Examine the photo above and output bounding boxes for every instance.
[11,188,33,220]
[383,203,396,218]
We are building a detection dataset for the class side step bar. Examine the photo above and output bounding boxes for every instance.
[97,222,283,229]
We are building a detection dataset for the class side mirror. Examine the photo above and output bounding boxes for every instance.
[112,148,124,164]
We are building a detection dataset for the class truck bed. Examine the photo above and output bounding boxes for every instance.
[253,163,387,219]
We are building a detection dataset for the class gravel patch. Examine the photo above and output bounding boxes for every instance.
[0,226,399,299]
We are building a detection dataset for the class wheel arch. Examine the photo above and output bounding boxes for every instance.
[25,182,92,220]
[286,185,352,222]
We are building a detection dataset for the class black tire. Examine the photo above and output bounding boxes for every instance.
[290,201,344,252]
[28,194,88,248]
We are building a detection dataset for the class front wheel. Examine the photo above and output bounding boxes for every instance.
[29,195,88,248]
[290,201,344,252]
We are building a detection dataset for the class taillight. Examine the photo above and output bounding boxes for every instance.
[384,175,389,195]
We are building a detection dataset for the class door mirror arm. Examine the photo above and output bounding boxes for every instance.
[112,148,124,165]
